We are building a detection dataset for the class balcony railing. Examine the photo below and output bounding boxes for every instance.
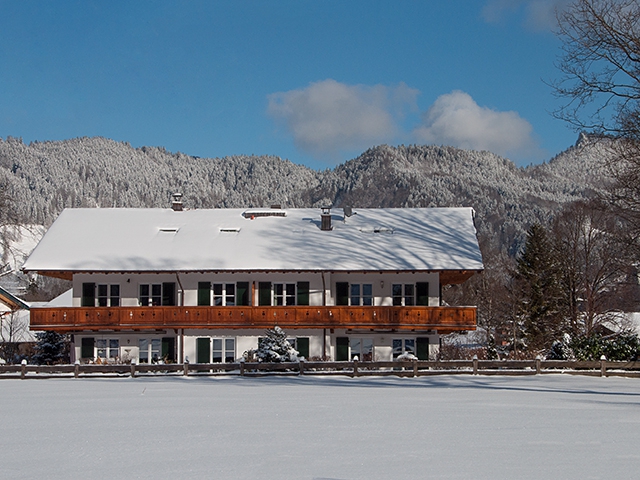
[29,306,476,333]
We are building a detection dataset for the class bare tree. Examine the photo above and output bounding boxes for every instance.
[553,0,640,136]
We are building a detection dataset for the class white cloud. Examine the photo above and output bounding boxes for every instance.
[413,90,539,159]
[267,79,418,159]
[482,0,571,30]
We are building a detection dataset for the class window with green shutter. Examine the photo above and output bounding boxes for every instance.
[196,338,210,363]
[297,282,310,306]
[336,336,349,361]
[81,283,95,307]
[259,282,272,306]
[237,282,250,306]
[416,282,429,306]
[296,337,310,358]
[417,337,430,360]
[336,282,349,306]
[81,337,94,358]
[198,282,211,306]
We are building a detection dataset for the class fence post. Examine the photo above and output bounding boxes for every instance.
[240,358,245,376]
[299,358,305,376]
[472,355,478,375]
[130,360,136,378]
[74,360,80,378]
[353,359,359,377]
[412,358,418,377]
[21,359,27,379]
[535,356,541,375]
[183,359,189,377]
[600,355,607,377]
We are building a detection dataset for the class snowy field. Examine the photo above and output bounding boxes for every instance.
[2,375,640,479]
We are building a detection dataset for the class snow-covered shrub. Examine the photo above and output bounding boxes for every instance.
[245,326,298,363]
[396,351,417,361]
[546,334,574,360]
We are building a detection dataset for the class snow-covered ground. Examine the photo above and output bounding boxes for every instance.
[2,374,639,479]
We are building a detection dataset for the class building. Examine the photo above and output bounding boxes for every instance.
[22,203,484,363]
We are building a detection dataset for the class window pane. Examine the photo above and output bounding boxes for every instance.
[350,284,360,306]
[151,284,162,296]
[405,339,415,354]
[110,285,120,297]
[392,339,403,358]
[226,284,235,306]
[97,284,108,297]
[225,339,235,363]
[392,284,402,296]
[350,338,361,360]
[139,339,149,363]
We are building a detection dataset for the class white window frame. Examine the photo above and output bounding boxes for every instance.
[96,284,120,307]
[392,284,415,306]
[350,283,373,306]
[274,283,296,306]
[138,338,162,363]
[350,338,374,361]
[392,338,416,358]
[213,283,236,306]
[95,338,119,360]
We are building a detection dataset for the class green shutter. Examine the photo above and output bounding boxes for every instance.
[162,337,175,362]
[259,282,272,306]
[336,337,349,361]
[196,338,210,363]
[81,337,94,358]
[416,282,429,306]
[162,282,176,306]
[198,282,211,306]
[237,282,250,306]
[336,282,349,306]
[81,283,95,307]
[296,337,310,359]
[417,337,430,360]
[297,282,310,306]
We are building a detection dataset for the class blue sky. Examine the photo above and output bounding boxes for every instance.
[0,0,577,169]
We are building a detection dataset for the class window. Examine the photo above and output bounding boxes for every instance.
[139,338,161,363]
[287,337,310,359]
[197,338,236,363]
[96,339,119,360]
[392,338,416,358]
[392,284,415,306]
[350,338,373,361]
[139,283,175,306]
[350,284,373,306]
[97,284,120,307]
[274,283,296,306]
[211,283,238,306]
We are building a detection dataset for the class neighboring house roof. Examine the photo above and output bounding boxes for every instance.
[0,285,30,311]
[22,207,484,276]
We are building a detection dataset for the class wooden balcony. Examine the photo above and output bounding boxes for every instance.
[29,305,476,334]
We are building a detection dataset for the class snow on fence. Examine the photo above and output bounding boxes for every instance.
[1,358,640,379]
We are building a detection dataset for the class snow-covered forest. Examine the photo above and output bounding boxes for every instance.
[0,134,611,254]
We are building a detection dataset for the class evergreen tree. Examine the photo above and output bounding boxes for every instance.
[515,224,564,352]
[250,326,298,363]
[32,331,67,365]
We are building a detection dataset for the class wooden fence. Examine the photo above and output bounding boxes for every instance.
[1,358,640,379]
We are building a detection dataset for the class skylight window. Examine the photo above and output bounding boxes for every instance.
[219,227,241,233]
[158,228,179,233]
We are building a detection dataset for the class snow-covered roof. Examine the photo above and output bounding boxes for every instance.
[22,207,484,274]
[0,285,30,311]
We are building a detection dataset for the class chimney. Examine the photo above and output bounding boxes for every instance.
[171,193,183,212]
[321,206,332,231]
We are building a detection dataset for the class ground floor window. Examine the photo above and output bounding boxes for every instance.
[350,338,373,361]
[287,337,310,359]
[96,338,119,360]
[196,337,236,363]
[392,338,416,358]
[139,339,161,363]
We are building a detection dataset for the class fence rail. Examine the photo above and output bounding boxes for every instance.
[2,358,640,379]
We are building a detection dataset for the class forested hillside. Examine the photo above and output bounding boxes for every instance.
[0,134,612,255]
